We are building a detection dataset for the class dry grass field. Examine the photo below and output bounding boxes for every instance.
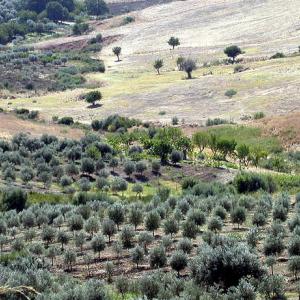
[1,0,300,124]
[0,113,84,140]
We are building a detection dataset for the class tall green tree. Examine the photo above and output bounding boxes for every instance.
[85,0,109,16]
[46,1,68,22]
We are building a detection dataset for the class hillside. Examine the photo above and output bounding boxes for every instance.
[2,0,300,124]
[0,1,300,299]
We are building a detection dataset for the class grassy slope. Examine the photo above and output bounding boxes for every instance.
[1,0,300,124]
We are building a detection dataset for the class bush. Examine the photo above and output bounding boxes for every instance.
[177,238,193,254]
[149,246,167,268]
[85,90,102,106]
[234,172,277,193]
[206,118,231,126]
[145,210,161,236]
[170,150,183,164]
[191,236,265,289]
[72,22,89,35]
[225,89,237,98]
[122,16,135,25]
[270,52,285,59]
[253,111,265,119]
[1,187,27,211]
[58,116,74,125]
[170,251,188,276]
[120,225,135,249]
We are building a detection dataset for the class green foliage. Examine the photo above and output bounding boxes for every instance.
[224,45,242,63]
[1,187,27,211]
[191,236,265,289]
[85,90,102,106]
[72,22,89,35]
[270,52,285,59]
[168,36,180,49]
[182,58,197,79]
[225,89,237,98]
[234,172,277,193]
[85,0,109,16]
[253,111,265,119]
[122,16,135,25]
[153,58,163,74]
[46,1,68,22]
[112,46,121,61]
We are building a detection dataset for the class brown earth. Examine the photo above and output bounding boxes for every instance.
[0,112,84,140]
[254,112,300,150]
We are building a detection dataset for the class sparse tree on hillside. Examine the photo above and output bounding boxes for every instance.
[176,56,185,70]
[182,58,197,79]
[153,59,163,75]
[85,91,102,107]
[113,46,122,61]
[168,37,180,50]
[224,45,242,63]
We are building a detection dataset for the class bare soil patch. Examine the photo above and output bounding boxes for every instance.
[0,112,84,140]
[254,112,300,150]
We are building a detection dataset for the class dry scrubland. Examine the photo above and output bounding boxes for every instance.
[1,0,300,124]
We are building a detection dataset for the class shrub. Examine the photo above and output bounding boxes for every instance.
[145,210,161,236]
[177,238,193,254]
[264,234,285,256]
[102,218,116,243]
[270,52,285,59]
[163,218,179,237]
[170,150,183,164]
[170,251,188,276]
[58,116,74,125]
[254,111,265,119]
[149,246,167,268]
[288,236,300,256]
[85,90,102,106]
[120,225,135,249]
[231,206,246,228]
[72,22,89,35]
[131,245,144,268]
[172,116,179,125]
[1,187,27,211]
[182,58,197,79]
[122,16,135,25]
[91,234,106,259]
[191,236,265,289]
[225,89,237,98]
[206,118,230,126]
[234,172,277,193]
[182,219,198,239]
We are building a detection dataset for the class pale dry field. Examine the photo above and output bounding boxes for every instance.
[0,113,84,140]
[2,0,300,124]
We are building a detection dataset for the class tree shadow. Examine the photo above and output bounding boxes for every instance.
[172,164,182,169]
[126,177,136,183]
[135,174,149,182]
[87,103,102,109]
